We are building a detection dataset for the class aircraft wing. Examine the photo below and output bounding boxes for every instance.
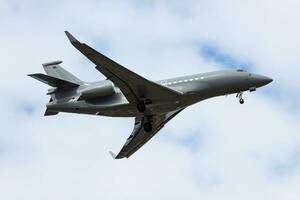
[65,31,181,103]
[111,109,184,159]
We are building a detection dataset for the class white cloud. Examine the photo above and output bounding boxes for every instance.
[0,0,300,199]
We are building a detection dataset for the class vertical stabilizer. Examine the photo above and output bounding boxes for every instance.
[42,61,83,85]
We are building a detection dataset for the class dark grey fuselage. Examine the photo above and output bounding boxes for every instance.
[47,69,272,117]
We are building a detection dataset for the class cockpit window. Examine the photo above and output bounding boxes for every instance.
[237,69,246,72]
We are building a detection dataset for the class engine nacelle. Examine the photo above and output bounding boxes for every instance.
[79,81,115,100]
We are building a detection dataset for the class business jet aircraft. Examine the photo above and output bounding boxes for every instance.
[29,31,272,159]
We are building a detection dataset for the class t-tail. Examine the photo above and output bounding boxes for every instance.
[28,61,83,116]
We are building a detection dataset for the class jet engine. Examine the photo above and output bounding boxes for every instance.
[79,81,115,100]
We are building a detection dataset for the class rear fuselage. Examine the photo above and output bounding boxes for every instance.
[47,69,272,117]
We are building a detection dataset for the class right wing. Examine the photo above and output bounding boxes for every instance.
[65,31,181,103]
[112,109,184,159]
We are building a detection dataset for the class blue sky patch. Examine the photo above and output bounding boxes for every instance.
[17,102,35,116]
[270,149,300,177]
[200,43,253,71]
[177,132,204,152]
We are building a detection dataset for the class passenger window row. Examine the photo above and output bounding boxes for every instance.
[162,76,204,86]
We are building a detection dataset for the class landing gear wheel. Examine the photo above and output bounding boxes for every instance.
[143,122,152,132]
[236,92,244,104]
[239,98,244,104]
[137,102,146,113]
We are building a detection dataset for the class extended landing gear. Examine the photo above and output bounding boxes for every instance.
[236,92,244,104]
[137,99,152,113]
[137,101,146,113]
[143,122,152,132]
[143,115,153,132]
[239,98,244,104]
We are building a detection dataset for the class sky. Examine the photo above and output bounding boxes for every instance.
[1,0,300,199]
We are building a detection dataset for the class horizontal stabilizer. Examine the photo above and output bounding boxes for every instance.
[28,73,79,88]
[44,109,59,116]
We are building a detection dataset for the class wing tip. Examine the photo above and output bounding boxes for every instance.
[109,151,117,159]
[65,31,79,43]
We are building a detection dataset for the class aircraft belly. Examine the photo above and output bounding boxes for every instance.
[93,99,185,117]
[48,98,185,117]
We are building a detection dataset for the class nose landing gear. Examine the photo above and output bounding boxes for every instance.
[236,92,244,104]
[239,98,244,104]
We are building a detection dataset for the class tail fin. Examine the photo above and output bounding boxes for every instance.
[29,61,82,117]
[42,61,83,85]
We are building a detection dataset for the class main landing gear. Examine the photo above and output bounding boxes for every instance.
[143,122,152,132]
[136,99,153,132]
[137,101,146,113]
[236,92,244,104]
[137,99,152,113]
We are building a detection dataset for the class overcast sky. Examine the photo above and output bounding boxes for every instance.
[1,0,300,199]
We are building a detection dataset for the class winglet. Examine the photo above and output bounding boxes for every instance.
[65,31,79,43]
[109,151,117,159]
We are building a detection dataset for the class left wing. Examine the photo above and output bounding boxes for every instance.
[111,109,184,159]
[65,31,181,103]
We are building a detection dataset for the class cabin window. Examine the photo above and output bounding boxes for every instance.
[237,69,245,72]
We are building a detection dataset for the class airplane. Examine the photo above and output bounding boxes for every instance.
[28,31,273,159]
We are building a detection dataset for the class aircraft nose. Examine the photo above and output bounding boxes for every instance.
[251,74,273,87]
